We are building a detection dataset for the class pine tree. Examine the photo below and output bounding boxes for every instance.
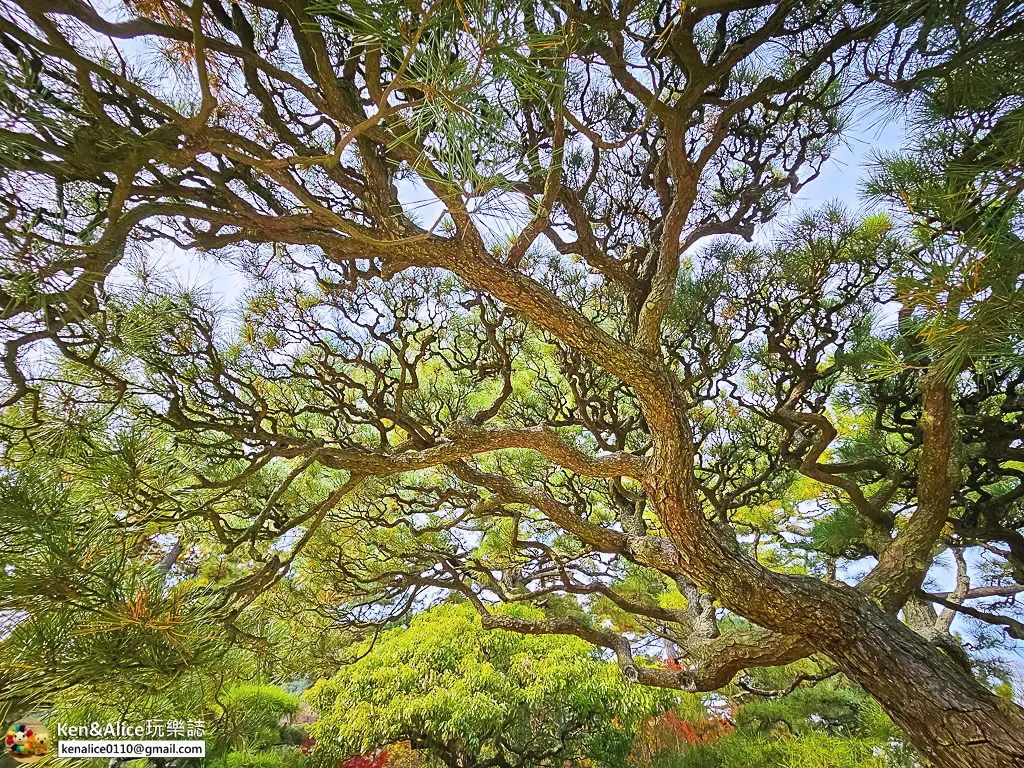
[1,0,1024,764]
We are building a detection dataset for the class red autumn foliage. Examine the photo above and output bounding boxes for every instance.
[628,708,735,765]
[340,750,389,768]
[660,710,733,745]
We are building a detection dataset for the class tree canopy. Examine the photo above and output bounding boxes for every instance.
[306,602,668,768]
[1,0,1024,765]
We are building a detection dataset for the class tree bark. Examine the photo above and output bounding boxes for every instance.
[820,595,1024,768]
[658,496,1024,766]
[645,399,1024,767]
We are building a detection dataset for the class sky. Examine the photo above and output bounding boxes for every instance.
[794,109,907,212]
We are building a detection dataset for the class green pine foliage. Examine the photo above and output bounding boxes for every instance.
[865,1,1024,379]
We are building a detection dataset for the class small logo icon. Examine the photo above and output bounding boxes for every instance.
[5,721,50,763]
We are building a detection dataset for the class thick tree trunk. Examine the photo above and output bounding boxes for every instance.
[817,602,1024,768]
[645,377,1024,766]
[654,473,1024,766]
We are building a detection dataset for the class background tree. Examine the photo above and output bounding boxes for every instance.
[306,602,669,768]
[1,0,1023,765]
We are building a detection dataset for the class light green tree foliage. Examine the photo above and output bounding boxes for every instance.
[213,684,307,768]
[306,603,671,768]
[40,682,306,768]
[306,602,919,768]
